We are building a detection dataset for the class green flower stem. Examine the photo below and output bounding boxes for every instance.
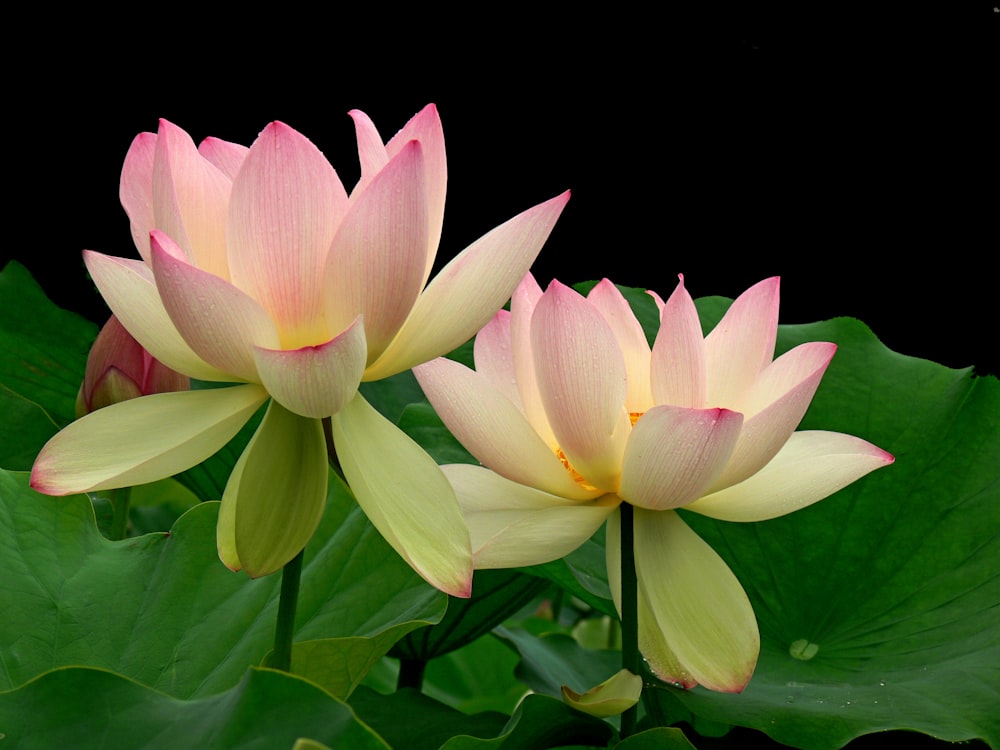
[271,548,304,672]
[322,416,347,485]
[108,487,132,541]
[619,502,640,739]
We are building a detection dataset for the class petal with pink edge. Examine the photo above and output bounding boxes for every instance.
[414,357,600,500]
[325,140,428,363]
[687,430,894,522]
[620,406,744,511]
[472,310,523,409]
[704,276,780,407]
[708,341,836,491]
[651,275,707,409]
[443,464,619,569]
[119,131,157,262]
[84,250,233,382]
[198,136,249,181]
[152,120,232,280]
[217,400,327,576]
[31,385,268,495]
[362,193,570,381]
[151,231,280,381]
[629,509,758,692]
[228,121,348,349]
[531,279,630,493]
[587,279,653,413]
[509,273,555,445]
[254,316,367,419]
[331,392,473,597]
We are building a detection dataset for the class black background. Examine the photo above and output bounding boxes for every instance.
[7,7,997,378]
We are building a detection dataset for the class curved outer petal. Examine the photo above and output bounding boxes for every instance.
[119,131,157,262]
[31,385,268,495]
[708,341,836,491]
[152,120,232,280]
[561,669,643,718]
[198,137,249,181]
[362,192,570,381]
[84,250,234,382]
[217,400,328,577]
[443,464,619,569]
[331,392,473,597]
[686,430,895,522]
[609,509,759,692]
[619,406,744,511]
[531,279,630,493]
[650,275,706,409]
[325,140,428,364]
[352,104,447,287]
[414,357,601,501]
[253,316,367,419]
[227,121,349,350]
[586,279,653,413]
[150,231,280,381]
[704,276,780,408]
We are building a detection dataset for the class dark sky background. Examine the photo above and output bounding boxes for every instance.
[8,7,998,378]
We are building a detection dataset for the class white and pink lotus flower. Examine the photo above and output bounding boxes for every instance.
[414,274,894,691]
[31,105,568,596]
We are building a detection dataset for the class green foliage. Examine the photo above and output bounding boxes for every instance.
[1,262,996,748]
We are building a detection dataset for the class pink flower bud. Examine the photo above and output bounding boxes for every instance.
[76,316,189,417]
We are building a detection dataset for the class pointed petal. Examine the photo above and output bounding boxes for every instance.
[331,393,473,597]
[198,136,249,180]
[153,119,232,280]
[362,192,570,381]
[687,430,894,522]
[150,231,279,380]
[620,406,743,511]
[228,122,349,349]
[384,103,446,279]
[217,401,328,576]
[587,279,653,413]
[443,464,618,569]
[636,509,759,692]
[254,316,367,419]
[348,109,389,192]
[119,131,157,262]
[709,341,836,490]
[31,385,268,495]
[531,279,630,492]
[651,275,707,409]
[325,140,428,363]
[704,277,780,407]
[561,669,643,718]
[84,250,234,382]
[414,357,600,500]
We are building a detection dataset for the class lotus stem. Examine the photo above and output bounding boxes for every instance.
[108,486,132,541]
[619,502,640,739]
[271,548,304,672]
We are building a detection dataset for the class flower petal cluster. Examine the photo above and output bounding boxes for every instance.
[31,106,568,596]
[414,273,894,689]
[76,315,189,417]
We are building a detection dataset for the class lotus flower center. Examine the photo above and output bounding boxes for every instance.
[554,412,645,490]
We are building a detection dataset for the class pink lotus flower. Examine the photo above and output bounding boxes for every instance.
[31,106,568,595]
[414,274,894,689]
[76,315,189,417]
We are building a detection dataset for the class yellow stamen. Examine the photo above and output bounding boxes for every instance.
[554,412,644,490]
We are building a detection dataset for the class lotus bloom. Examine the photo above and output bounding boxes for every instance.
[31,105,568,596]
[414,274,894,690]
[76,315,189,417]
